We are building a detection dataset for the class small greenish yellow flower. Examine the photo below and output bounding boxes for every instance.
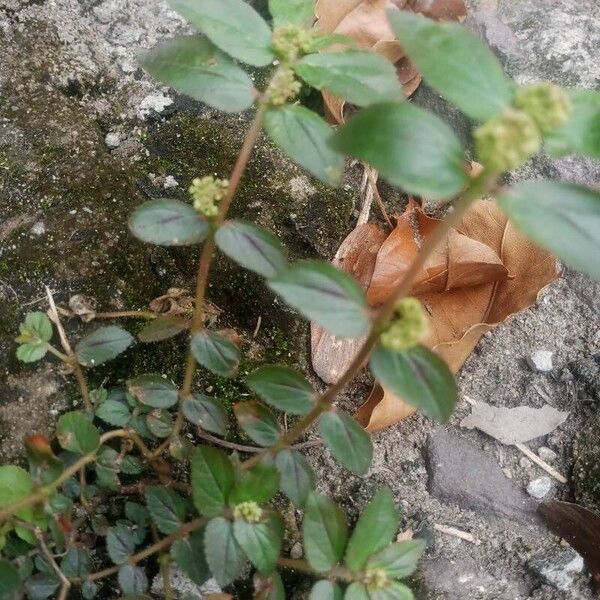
[233,501,263,524]
[265,68,302,107]
[515,82,572,134]
[272,25,314,63]
[474,108,542,173]
[189,175,229,217]
[380,297,428,353]
[363,567,391,591]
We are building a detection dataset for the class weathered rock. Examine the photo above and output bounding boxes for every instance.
[574,413,600,514]
[151,567,221,599]
[527,476,553,499]
[537,446,557,463]
[528,548,585,592]
[527,350,554,372]
[427,429,540,527]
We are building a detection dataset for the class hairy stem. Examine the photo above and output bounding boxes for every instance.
[94,310,157,320]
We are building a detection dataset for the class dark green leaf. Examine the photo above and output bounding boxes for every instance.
[60,548,91,579]
[82,580,98,599]
[145,487,187,534]
[546,89,600,158]
[121,455,144,475]
[319,410,373,475]
[269,260,369,338]
[497,181,600,279]
[295,51,402,106]
[95,400,131,427]
[138,315,188,343]
[303,492,348,572]
[204,517,247,586]
[118,565,148,595]
[56,412,100,455]
[269,0,314,26]
[275,449,315,506]
[146,409,174,438]
[332,102,467,200]
[183,394,228,436]
[141,35,257,113]
[234,401,281,447]
[309,580,342,600]
[190,330,240,377]
[127,374,179,409]
[233,514,284,574]
[106,525,136,565]
[0,466,35,523]
[0,561,22,597]
[246,365,314,415]
[24,574,60,600]
[96,447,120,490]
[171,530,210,586]
[366,539,426,579]
[388,11,513,121]
[345,582,413,600]
[169,0,274,67]
[345,487,399,571]
[264,105,344,186]
[370,345,457,422]
[125,502,150,528]
[191,446,234,516]
[75,326,133,367]
[255,571,285,600]
[215,221,287,278]
[129,199,209,247]
[229,463,280,506]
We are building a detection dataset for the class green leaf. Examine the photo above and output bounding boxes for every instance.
[204,517,247,586]
[125,502,150,529]
[345,487,399,571]
[60,548,91,579]
[295,51,402,107]
[332,102,467,200]
[190,330,240,377]
[24,574,60,600]
[169,0,274,67]
[345,582,414,600]
[141,35,257,113]
[264,105,344,186]
[96,447,120,490]
[107,524,136,565]
[0,560,22,596]
[303,492,348,572]
[229,463,280,506]
[275,449,315,506]
[118,565,148,595]
[309,580,342,600]
[246,365,314,415]
[269,0,314,26]
[129,199,209,247]
[146,409,174,438]
[546,89,600,158]
[75,326,133,367]
[56,412,100,454]
[255,571,285,600]
[18,312,53,342]
[82,580,98,599]
[269,260,369,338]
[171,529,210,586]
[497,181,600,280]
[183,394,228,436]
[0,466,34,523]
[233,514,284,574]
[16,341,48,363]
[388,11,513,121]
[127,374,179,409]
[366,540,426,579]
[215,220,287,279]
[319,410,373,475]
[145,487,187,534]
[138,315,188,343]
[370,345,457,422]
[234,401,281,447]
[191,446,234,516]
[121,455,144,475]
[95,399,131,427]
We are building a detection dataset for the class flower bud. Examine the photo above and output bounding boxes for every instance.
[515,82,571,134]
[265,68,302,107]
[233,501,263,524]
[363,567,391,591]
[189,175,229,217]
[474,108,541,172]
[380,297,428,353]
[272,25,314,63]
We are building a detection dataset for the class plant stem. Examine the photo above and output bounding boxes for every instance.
[241,176,493,470]
[94,310,157,320]
[277,557,314,574]
[35,527,70,592]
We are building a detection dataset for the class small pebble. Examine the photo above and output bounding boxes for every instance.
[30,221,46,236]
[527,350,553,372]
[519,457,532,469]
[163,175,179,189]
[105,132,121,149]
[290,542,303,559]
[527,476,553,499]
[538,446,557,463]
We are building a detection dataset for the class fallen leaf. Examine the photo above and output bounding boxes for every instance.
[355,382,416,429]
[406,0,467,21]
[538,501,600,590]
[68,294,97,322]
[460,401,569,445]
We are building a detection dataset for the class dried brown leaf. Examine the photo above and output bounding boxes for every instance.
[407,0,467,21]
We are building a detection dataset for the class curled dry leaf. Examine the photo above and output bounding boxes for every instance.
[311,199,558,431]
[314,0,466,123]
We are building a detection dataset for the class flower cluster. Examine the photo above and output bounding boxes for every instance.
[233,501,263,524]
[265,67,302,107]
[363,567,391,591]
[515,82,572,134]
[189,175,229,217]
[380,297,428,352]
[272,25,314,63]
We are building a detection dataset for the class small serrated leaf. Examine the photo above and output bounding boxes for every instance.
[127,374,179,409]
[171,529,210,585]
[229,463,280,506]
[233,513,284,574]
[204,517,247,586]
[75,326,133,367]
[274,449,315,506]
[183,394,228,436]
[191,446,234,516]
[138,315,188,343]
[190,330,240,378]
[56,412,100,455]
[145,487,187,534]
[234,401,281,447]
[106,525,136,565]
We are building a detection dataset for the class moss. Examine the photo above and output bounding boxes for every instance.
[573,413,600,514]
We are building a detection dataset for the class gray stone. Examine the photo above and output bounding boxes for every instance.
[137,92,174,120]
[527,476,553,499]
[104,132,121,149]
[527,350,554,372]
[537,446,557,463]
[427,429,540,527]
[528,548,584,591]
[151,567,221,599]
